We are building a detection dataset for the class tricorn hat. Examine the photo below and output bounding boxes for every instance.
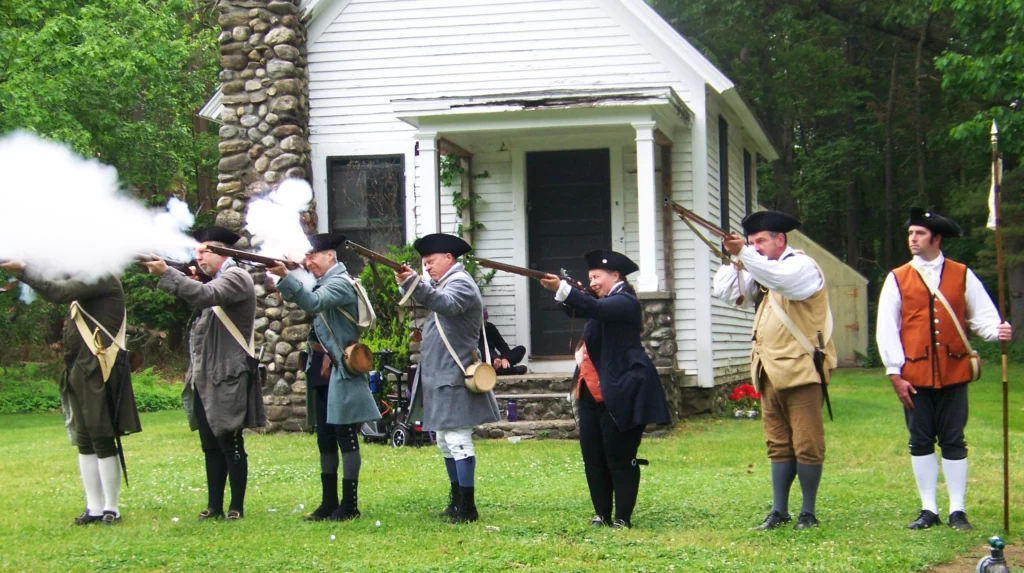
[583,249,639,276]
[308,232,346,254]
[192,226,241,247]
[906,207,963,239]
[741,210,801,236]
[413,233,472,258]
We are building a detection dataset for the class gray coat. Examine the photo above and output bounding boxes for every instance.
[158,260,266,437]
[277,263,381,427]
[401,263,500,431]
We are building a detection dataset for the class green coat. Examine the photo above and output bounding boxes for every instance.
[19,272,142,444]
[277,263,381,427]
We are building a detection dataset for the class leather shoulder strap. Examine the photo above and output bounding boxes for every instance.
[211,305,255,358]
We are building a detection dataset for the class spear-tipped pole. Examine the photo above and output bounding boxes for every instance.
[991,120,1010,535]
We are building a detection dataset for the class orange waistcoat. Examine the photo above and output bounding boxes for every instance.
[893,259,972,389]
[574,343,602,402]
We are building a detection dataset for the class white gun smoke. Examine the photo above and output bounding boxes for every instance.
[246,177,316,290]
[0,131,198,282]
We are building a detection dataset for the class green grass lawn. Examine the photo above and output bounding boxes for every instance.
[1,368,1022,572]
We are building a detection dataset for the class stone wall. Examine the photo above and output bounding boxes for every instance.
[638,292,676,369]
[215,0,312,433]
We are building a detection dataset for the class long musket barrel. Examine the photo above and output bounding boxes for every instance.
[467,256,592,295]
[201,245,299,268]
[664,199,730,239]
[345,241,405,271]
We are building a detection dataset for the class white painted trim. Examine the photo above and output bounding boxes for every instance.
[510,147,531,363]
[632,121,659,292]
[306,0,353,48]
[609,145,626,251]
[414,131,440,235]
[689,90,715,388]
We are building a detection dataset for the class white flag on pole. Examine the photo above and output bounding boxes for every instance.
[988,156,1002,230]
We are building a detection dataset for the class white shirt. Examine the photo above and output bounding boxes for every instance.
[711,245,824,307]
[876,253,1003,375]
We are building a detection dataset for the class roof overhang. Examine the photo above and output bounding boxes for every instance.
[393,87,693,135]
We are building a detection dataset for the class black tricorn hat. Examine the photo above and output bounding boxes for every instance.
[192,226,241,247]
[741,210,801,236]
[906,207,963,239]
[413,233,472,258]
[584,249,639,276]
[308,232,346,254]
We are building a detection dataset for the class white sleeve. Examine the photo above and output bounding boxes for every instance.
[553,280,571,302]
[964,269,1003,341]
[875,272,905,376]
[737,246,824,301]
[712,262,755,308]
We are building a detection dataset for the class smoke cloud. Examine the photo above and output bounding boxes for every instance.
[245,177,314,263]
[0,132,197,282]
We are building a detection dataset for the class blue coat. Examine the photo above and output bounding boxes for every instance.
[562,285,670,431]
[277,263,381,427]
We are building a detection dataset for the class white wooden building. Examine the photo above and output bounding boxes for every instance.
[203,0,857,392]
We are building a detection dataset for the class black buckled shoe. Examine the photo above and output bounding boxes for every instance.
[449,486,478,524]
[610,519,631,529]
[794,512,819,530]
[225,509,244,521]
[947,511,972,531]
[907,509,940,530]
[101,511,120,526]
[589,516,610,527]
[754,510,792,531]
[304,501,338,522]
[73,510,103,526]
[197,508,225,521]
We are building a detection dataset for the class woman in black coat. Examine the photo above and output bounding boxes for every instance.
[540,250,670,528]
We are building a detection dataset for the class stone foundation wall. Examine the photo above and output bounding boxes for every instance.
[638,292,676,369]
[215,0,311,433]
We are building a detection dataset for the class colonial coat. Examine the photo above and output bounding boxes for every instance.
[19,273,142,443]
[276,263,381,427]
[401,263,500,431]
[561,285,670,431]
[158,260,265,437]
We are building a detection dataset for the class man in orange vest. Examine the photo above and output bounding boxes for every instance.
[876,207,1012,531]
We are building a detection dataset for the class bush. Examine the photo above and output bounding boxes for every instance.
[357,244,420,373]
[0,363,182,415]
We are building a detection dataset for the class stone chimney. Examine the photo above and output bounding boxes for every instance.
[215,0,313,432]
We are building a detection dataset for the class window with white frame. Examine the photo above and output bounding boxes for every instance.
[327,155,405,274]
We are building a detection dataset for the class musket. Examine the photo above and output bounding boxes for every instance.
[345,241,405,271]
[813,330,833,421]
[664,199,746,304]
[201,245,300,269]
[136,255,211,283]
[466,256,594,297]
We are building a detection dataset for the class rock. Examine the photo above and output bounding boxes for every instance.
[282,420,302,432]
[244,79,262,92]
[232,199,246,211]
[219,31,233,44]
[281,325,309,343]
[645,302,666,314]
[265,113,280,125]
[264,329,280,344]
[273,379,291,396]
[250,90,267,104]
[282,14,296,27]
[284,167,306,179]
[273,44,300,61]
[269,320,282,332]
[254,155,269,173]
[218,153,249,172]
[658,340,677,356]
[264,295,281,308]
[239,114,260,128]
[216,209,244,230]
[220,54,248,71]
[221,92,250,106]
[658,314,673,327]
[269,153,300,171]
[280,134,305,152]
[268,1,295,14]
[267,59,295,79]
[247,127,263,141]
[291,380,306,394]
[270,95,298,113]
[246,180,271,196]
[252,316,269,332]
[216,196,234,210]
[273,78,301,95]
[222,80,246,94]
[240,68,255,79]
[218,10,250,27]
[265,307,283,320]
[264,27,296,47]
[219,125,239,139]
[218,139,250,154]
[232,26,251,42]
[283,372,296,383]
[258,122,270,133]
[258,104,269,117]
[217,180,243,195]
[221,41,246,55]
[264,170,281,183]
[275,342,294,355]
[261,135,277,148]
[266,405,290,420]
[271,124,302,138]
[649,326,674,340]
[284,351,303,370]
[220,70,239,82]
[253,20,269,32]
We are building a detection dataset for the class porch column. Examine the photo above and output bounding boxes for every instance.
[633,121,659,292]
[416,131,440,236]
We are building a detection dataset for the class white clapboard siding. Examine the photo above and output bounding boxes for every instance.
[307,0,678,140]
[663,130,699,373]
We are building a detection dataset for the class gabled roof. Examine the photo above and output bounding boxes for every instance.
[199,0,777,160]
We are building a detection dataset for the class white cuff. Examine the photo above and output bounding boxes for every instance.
[885,367,902,376]
[554,280,571,302]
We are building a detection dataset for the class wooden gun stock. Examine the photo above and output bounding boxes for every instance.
[201,245,300,269]
[345,241,405,271]
[467,256,594,296]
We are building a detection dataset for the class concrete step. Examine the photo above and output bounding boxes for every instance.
[474,420,578,440]
[492,372,573,394]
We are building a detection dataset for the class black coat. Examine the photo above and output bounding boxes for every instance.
[562,285,671,431]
